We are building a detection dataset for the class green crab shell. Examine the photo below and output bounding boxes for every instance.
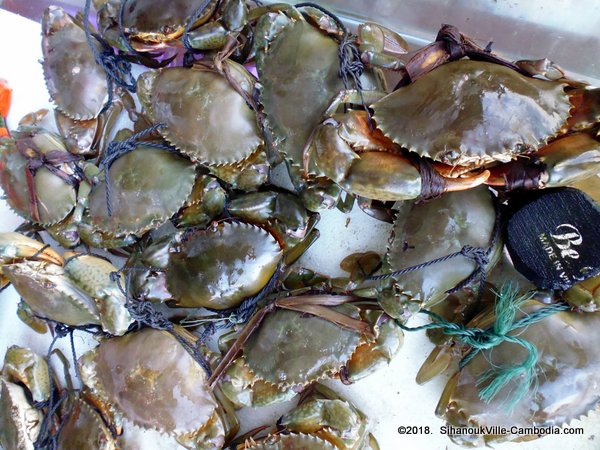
[57,398,116,450]
[79,328,218,436]
[3,261,101,327]
[0,132,77,226]
[438,304,600,446]
[243,305,363,388]
[138,63,262,165]
[87,146,196,237]
[385,187,497,309]
[254,10,345,170]
[0,379,43,450]
[119,0,218,42]
[167,222,283,310]
[373,59,572,165]
[42,6,108,120]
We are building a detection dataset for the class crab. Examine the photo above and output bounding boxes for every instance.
[0,126,81,226]
[432,298,600,446]
[0,232,133,335]
[232,384,378,450]
[212,294,402,408]
[306,108,491,202]
[0,345,117,450]
[93,0,220,53]
[78,327,239,449]
[126,189,320,310]
[253,4,396,183]
[137,59,264,166]
[42,6,109,121]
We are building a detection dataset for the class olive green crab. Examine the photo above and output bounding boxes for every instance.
[212,294,402,408]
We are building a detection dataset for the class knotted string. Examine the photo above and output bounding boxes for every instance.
[110,269,213,377]
[17,140,82,223]
[99,123,177,216]
[398,284,570,410]
[83,0,137,114]
[182,0,218,66]
[367,206,501,302]
[294,2,372,126]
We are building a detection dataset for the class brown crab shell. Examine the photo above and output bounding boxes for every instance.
[79,328,219,438]
[138,63,262,165]
[373,59,572,166]
[242,305,364,388]
[437,303,600,446]
[42,6,108,121]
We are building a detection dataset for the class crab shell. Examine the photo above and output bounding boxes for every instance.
[86,145,197,239]
[246,433,338,450]
[0,129,77,226]
[115,0,219,43]
[79,328,224,446]
[137,62,262,165]
[254,7,383,172]
[243,305,365,388]
[221,306,402,408]
[382,187,498,314]
[166,222,283,310]
[437,303,600,446]
[3,261,101,327]
[0,379,43,450]
[2,346,51,404]
[42,6,108,120]
[57,397,116,450]
[372,59,572,166]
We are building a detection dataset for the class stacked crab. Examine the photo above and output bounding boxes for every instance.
[0,1,599,449]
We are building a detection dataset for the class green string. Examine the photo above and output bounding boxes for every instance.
[398,284,570,411]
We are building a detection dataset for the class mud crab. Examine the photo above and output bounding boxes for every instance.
[254,4,395,178]
[137,60,263,166]
[232,384,378,449]
[0,232,132,335]
[433,298,600,446]
[127,190,319,310]
[42,6,109,121]
[0,345,118,450]
[212,294,402,409]
[79,327,239,449]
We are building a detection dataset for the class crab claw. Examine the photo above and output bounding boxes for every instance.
[0,232,63,266]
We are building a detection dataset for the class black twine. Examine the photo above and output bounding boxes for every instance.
[294,2,372,125]
[368,206,501,301]
[83,0,137,114]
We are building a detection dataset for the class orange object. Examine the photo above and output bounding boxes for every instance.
[0,79,10,137]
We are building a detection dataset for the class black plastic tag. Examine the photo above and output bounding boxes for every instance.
[505,188,600,290]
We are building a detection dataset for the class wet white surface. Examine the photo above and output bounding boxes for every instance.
[0,8,599,450]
